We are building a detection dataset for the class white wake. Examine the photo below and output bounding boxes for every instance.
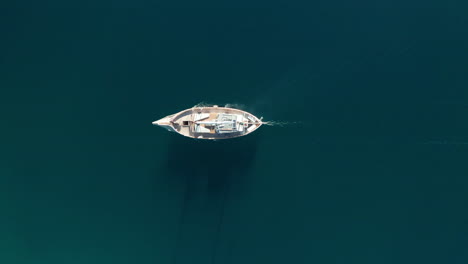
[261,120,301,127]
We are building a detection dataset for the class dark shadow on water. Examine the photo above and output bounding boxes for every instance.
[164,133,259,198]
[163,133,260,264]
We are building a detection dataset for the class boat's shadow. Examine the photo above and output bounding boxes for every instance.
[164,134,259,198]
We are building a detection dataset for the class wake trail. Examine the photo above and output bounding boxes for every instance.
[261,120,302,127]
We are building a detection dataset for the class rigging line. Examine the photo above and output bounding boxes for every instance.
[210,176,230,264]
[171,180,192,264]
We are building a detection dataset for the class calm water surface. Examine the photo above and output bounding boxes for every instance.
[1,1,468,263]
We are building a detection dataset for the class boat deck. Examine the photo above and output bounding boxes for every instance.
[170,107,262,139]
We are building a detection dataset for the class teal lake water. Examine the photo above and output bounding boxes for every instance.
[1,1,468,263]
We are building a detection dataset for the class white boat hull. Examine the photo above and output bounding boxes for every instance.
[153,106,262,139]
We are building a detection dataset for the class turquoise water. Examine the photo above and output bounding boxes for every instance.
[1,1,468,263]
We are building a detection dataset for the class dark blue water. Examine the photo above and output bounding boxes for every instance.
[1,1,468,263]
